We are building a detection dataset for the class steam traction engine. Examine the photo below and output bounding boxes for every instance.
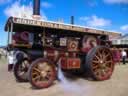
[5,16,121,89]
[4,0,121,89]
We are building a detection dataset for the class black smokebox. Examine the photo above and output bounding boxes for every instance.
[33,0,40,16]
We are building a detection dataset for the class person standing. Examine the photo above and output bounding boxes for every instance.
[121,49,127,65]
[7,51,14,71]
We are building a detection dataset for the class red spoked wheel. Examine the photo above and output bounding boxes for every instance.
[28,58,56,89]
[86,46,114,81]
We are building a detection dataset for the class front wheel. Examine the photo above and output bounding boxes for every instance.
[28,58,56,89]
[85,46,114,81]
[13,59,29,82]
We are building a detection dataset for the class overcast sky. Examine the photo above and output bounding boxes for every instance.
[0,0,128,46]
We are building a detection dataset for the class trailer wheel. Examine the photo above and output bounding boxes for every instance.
[86,46,114,81]
[14,59,29,82]
[28,58,56,89]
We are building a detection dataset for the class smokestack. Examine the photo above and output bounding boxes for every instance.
[71,16,74,25]
[33,0,41,19]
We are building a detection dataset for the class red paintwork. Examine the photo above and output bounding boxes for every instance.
[44,47,79,63]
[81,47,91,53]
[60,57,81,69]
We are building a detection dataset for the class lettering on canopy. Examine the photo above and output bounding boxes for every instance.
[13,18,85,32]
[13,17,120,36]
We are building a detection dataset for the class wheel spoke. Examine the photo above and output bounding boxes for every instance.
[33,75,41,81]
[45,73,51,80]
[102,52,107,61]
[104,60,112,64]
[92,65,99,70]
[32,72,40,76]
[104,57,113,67]
[33,68,41,73]
[103,53,111,61]
[95,55,100,61]
[93,60,100,64]
[105,53,111,58]
[96,50,102,59]
[102,49,106,55]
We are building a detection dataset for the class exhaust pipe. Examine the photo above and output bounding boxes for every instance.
[71,16,74,25]
[33,0,41,19]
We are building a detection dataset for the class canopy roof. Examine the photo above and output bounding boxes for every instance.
[5,17,121,37]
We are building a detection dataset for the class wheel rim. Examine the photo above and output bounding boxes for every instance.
[91,47,113,80]
[17,60,29,80]
[31,60,55,88]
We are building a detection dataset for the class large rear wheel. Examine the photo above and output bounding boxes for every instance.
[28,58,56,89]
[86,46,114,81]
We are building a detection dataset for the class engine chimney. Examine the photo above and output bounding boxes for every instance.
[33,0,41,19]
[71,16,74,25]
